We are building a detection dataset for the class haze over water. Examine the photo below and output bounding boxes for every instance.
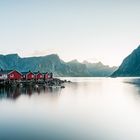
[0,78,140,140]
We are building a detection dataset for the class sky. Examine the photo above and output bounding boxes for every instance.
[0,0,140,66]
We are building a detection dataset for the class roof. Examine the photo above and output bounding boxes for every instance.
[42,72,49,75]
[34,72,41,74]
[21,71,34,75]
[0,70,22,75]
[0,70,14,74]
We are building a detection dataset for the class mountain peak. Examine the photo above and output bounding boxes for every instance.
[46,54,59,57]
[68,59,80,64]
[7,53,19,56]
[45,54,60,59]
[1,53,20,58]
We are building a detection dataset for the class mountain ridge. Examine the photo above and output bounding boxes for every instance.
[0,53,117,77]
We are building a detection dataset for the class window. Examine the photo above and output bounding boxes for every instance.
[10,74,14,78]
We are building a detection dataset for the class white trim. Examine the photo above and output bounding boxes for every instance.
[8,70,22,75]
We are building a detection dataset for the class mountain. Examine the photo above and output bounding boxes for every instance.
[112,45,140,77]
[67,60,90,77]
[0,54,117,77]
[83,61,117,77]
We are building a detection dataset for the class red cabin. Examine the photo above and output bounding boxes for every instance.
[8,70,22,80]
[43,72,49,80]
[0,70,22,80]
[22,71,35,80]
[34,71,43,80]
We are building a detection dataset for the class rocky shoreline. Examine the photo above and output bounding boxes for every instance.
[0,78,71,89]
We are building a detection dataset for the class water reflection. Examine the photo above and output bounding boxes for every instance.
[1,78,140,140]
[123,78,140,86]
[0,85,62,100]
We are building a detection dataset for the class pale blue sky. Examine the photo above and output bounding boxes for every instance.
[0,0,140,66]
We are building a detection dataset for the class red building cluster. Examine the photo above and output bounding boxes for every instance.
[0,69,53,81]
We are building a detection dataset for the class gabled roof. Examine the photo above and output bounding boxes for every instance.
[21,71,34,75]
[0,70,22,75]
[34,72,39,74]
[34,72,43,75]
[42,72,49,75]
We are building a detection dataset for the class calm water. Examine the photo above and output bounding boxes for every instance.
[0,78,140,140]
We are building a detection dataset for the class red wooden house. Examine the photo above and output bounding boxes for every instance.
[22,71,35,80]
[8,70,22,80]
[34,71,43,80]
[43,72,49,80]
[0,70,22,80]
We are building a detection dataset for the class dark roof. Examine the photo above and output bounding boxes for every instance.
[34,72,40,74]
[0,70,14,74]
[21,72,28,75]
[21,71,34,75]
[42,72,49,74]
[0,70,22,75]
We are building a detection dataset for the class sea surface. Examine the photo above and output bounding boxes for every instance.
[0,77,140,140]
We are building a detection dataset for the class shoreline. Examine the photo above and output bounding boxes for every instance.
[0,78,71,89]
